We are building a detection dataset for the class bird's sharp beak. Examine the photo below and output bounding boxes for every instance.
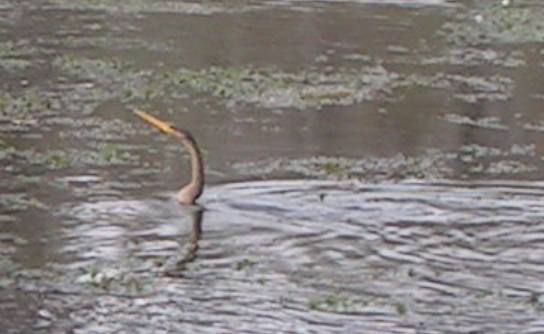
[134,109,176,135]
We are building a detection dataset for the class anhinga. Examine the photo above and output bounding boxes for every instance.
[134,110,204,205]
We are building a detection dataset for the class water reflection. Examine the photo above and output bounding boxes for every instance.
[164,208,203,277]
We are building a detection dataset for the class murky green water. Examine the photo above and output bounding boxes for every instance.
[3,0,544,332]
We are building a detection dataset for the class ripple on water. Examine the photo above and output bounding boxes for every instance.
[18,180,544,332]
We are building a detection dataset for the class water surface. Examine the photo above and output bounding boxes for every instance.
[2,0,544,332]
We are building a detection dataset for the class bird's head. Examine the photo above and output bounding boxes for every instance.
[134,109,193,142]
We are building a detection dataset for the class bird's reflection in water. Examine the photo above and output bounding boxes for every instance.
[163,208,204,277]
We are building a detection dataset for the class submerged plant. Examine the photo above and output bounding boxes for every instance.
[235,258,257,271]
[307,295,359,313]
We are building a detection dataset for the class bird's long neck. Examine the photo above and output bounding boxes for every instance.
[177,137,204,204]
[184,137,204,189]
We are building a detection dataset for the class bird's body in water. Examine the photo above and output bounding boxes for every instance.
[134,110,204,205]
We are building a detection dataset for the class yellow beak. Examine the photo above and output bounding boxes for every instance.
[134,109,175,135]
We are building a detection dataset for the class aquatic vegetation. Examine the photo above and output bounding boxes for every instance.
[100,144,120,163]
[76,267,122,289]
[0,253,19,287]
[421,48,526,68]
[59,36,172,53]
[0,89,54,121]
[53,56,150,101]
[74,144,139,167]
[307,295,358,313]
[0,58,31,71]
[74,263,155,295]
[0,174,42,194]
[486,160,537,175]
[440,3,544,45]
[234,141,541,181]
[0,144,139,176]
[395,302,407,315]
[169,65,398,109]
[319,161,347,177]
[45,151,71,169]
[406,73,513,103]
[53,55,401,111]
[0,233,27,248]
[460,144,535,159]
[49,53,511,117]
[441,114,508,130]
[54,56,126,81]
[4,148,71,171]
[234,151,456,182]
[307,294,404,315]
[53,56,166,104]
[0,40,40,72]
[457,144,538,176]
[0,193,47,212]
[57,118,141,141]
[529,293,544,311]
[235,258,257,271]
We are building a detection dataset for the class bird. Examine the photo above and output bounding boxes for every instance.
[134,109,204,205]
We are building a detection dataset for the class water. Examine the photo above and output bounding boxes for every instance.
[2,0,544,332]
[2,180,542,333]
[11,180,544,333]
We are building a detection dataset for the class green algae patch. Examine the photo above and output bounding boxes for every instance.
[49,54,511,113]
[0,40,41,72]
[486,160,537,175]
[169,65,398,110]
[522,120,544,133]
[0,88,59,137]
[75,267,149,294]
[405,73,513,103]
[53,56,167,105]
[2,148,72,171]
[307,294,408,315]
[45,151,71,169]
[308,295,360,313]
[59,36,172,53]
[55,145,139,168]
[0,58,32,72]
[97,143,138,164]
[440,3,544,45]
[0,89,54,121]
[53,55,401,111]
[0,193,47,213]
[0,148,73,172]
[235,142,541,181]
[0,144,139,176]
[234,151,456,182]
[54,56,128,82]
[421,48,526,68]
[319,161,348,178]
[459,144,535,159]
[0,252,19,286]
[235,258,257,271]
[441,114,508,130]
[53,56,154,101]
[57,117,141,141]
